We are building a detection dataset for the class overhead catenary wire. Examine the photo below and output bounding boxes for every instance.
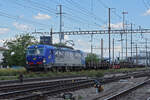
[14,0,102,29]
[40,0,103,29]
[25,0,57,14]
[97,0,122,20]
[50,0,101,28]
[7,0,56,16]
[65,0,107,24]
[63,14,100,28]
[51,0,102,23]
[0,9,50,27]
[143,0,150,9]
[63,5,102,27]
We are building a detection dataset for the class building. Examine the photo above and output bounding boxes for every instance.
[0,47,7,68]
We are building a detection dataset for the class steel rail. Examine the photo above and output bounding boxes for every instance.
[0,79,84,92]
[104,79,150,100]
[0,70,149,100]
[10,72,150,100]
[15,81,94,100]
[147,97,150,100]
[0,75,86,85]
[0,80,93,99]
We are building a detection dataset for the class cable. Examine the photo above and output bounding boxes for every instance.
[6,0,57,16]
[64,10,101,27]
[97,0,122,19]
[143,0,149,9]
[0,9,50,27]
[25,0,57,13]
[146,0,150,7]
[50,0,101,28]
[63,14,101,28]
[18,0,101,29]
[44,0,102,28]
[97,0,109,8]
[65,0,106,24]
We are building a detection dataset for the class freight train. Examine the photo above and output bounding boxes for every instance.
[26,44,144,71]
[26,44,86,71]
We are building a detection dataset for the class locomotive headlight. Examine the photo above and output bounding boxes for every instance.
[43,58,46,63]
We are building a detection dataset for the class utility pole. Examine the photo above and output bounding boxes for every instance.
[146,38,148,66]
[125,21,128,59]
[108,8,111,67]
[91,34,93,53]
[57,5,64,43]
[121,34,123,60]
[130,23,133,66]
[122,11,128,60]
[112,38,114,66]
[136,44,138,65]
[101,38,103,61]
[131,23,133,59]
[50,28,53,45]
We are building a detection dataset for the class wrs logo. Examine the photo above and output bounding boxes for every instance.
[33,58,36,60]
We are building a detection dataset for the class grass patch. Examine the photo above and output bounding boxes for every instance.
[0,67,148,80]
[0,68,26,76]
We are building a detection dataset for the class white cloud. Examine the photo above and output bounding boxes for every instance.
[53,35,70,44]
[64,35,69,40]
[19,15,24,18]
[52,35,90,53]
[75,39,91,53]
[143,9,150,16]
[33,13,51,20]
[0,28,10,34]
[101,22,123,29]
[13,22,31,31]
[111,22,123,29]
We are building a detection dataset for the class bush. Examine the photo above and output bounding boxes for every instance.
[0,68,26,76]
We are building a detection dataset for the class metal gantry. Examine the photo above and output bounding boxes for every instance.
[52,29,150,35]
[33,28,150,67]
[33,29,150,35]
[52,28,150,66]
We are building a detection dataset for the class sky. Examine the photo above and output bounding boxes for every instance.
[0,0,150,58]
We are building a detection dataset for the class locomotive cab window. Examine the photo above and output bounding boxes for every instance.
[51,50,53,55]
[50,50,54,55]
[27,48,44,55]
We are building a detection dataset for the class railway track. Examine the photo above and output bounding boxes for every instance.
[0,69,149,100]
[0,75,86,85]
[105,78,150,100]
[0,79,94,100]
[93,78,150,100]
[147,97,150,100]
[0,68,149,86]
[0,78,85,93]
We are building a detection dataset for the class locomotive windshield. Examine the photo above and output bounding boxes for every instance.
[27,48,44,55]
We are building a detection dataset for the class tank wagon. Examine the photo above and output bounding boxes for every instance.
[26,44,85,71]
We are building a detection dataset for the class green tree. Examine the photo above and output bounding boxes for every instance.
[85,53,100,63]
[2,34,38,67]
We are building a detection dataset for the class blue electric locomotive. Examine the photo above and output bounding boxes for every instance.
[26,44,85,71]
